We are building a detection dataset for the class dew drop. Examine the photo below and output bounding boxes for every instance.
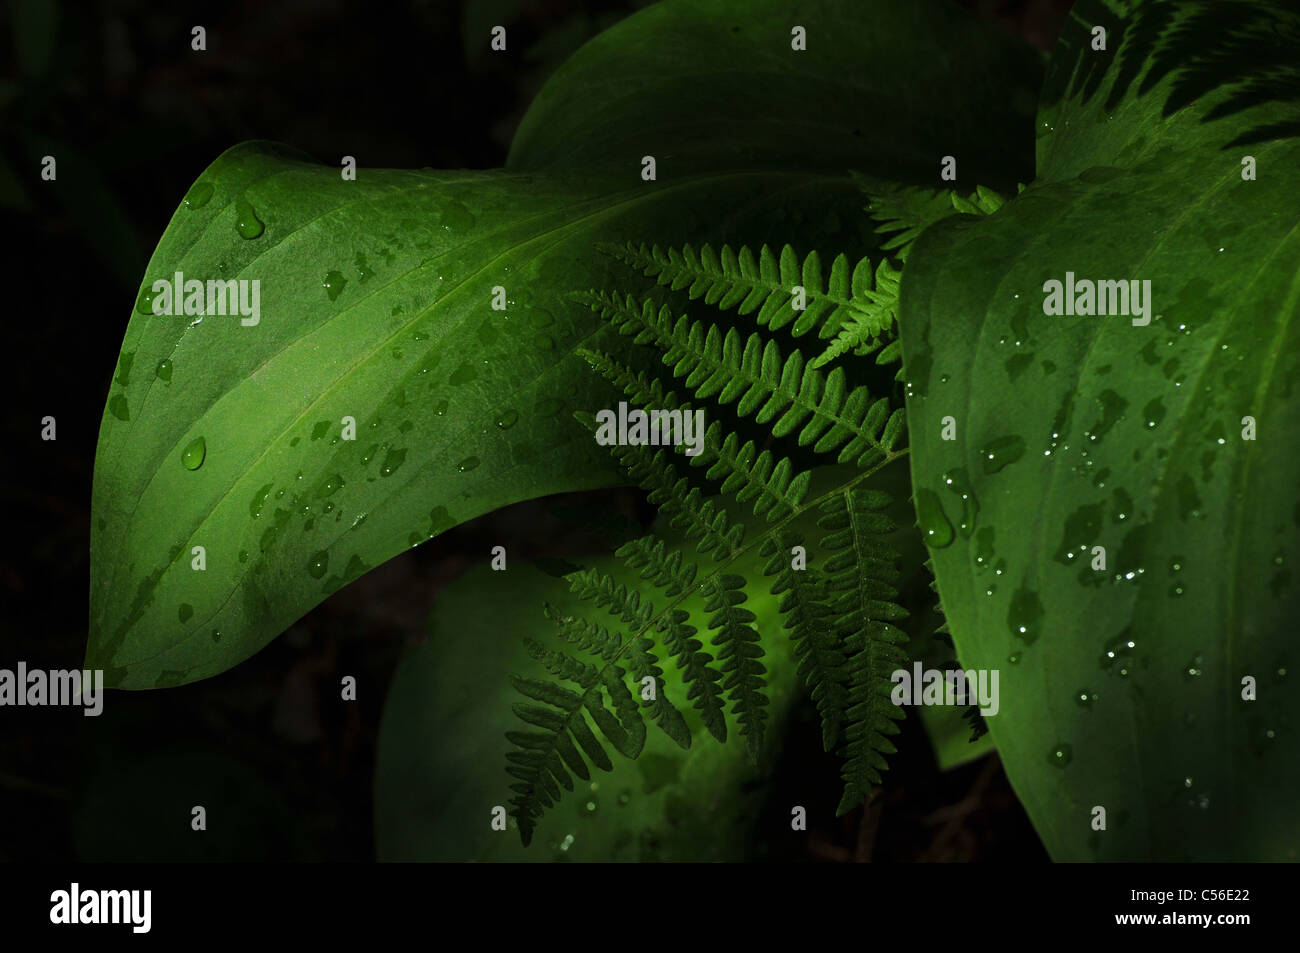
[307,551,329,579]
[355,252,373,283]
[323,270,347,301]
[1100,632,1136,672]
[979,435,1026,474]
[1142,397,1166,430]
[183,181,214,209]
[156,359,173,381]
[1007,587,1044,643]
[457,455,481,472]
[941,467,978,537]
[914,488,954,549]
[181,436,207,470]
[439,200,476,233]
[974,526,996,569]
[380,448,407,477]
[249,483,274,518]
[449,363,477,386]
[1055,502,1104,566]
[1047,743,1073,768]
[318,475,345,498]
[1111,487,1134,523]
[495,409,519,429]
[428,505,453,536]
[1087,389,1128,445]
[234,196,264,239]
[178,603,194,623]
[135,287,159,315]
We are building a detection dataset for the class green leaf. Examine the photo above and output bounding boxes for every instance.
[508,0,1041,186]
[90,0,1045,688]
[91,141,867,689]
[902,0,1300,860]
[374,556,802,861]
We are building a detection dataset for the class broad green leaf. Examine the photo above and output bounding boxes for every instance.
[89,144,871,689]
[375,544,802,861]
[902,0,1300,860]
[509,0,1042,187]
[90,0,1045,688]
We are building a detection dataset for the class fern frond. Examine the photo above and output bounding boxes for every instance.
[963,704,990,742]
[575,423,748,561]
[701,573,768,760]
[811,258,903,369]
[763,533,850,752]
[617,536,696,595]
[577,349,812,521]
[508,225,920,843]
[852,176,1010,260]
[566,567,692,748]
[616,537,728,741]
[573,292,907,469]
[818,487,909,815]
[853,179,957,260]
[597,241,872,340]
[505,636,646,844]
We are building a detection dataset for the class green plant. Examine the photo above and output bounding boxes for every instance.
[91,0,1299,861]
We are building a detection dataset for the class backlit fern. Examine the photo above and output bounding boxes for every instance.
[503,239,916,845]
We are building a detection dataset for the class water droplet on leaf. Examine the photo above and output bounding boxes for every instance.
[184,181,214,209]
[307,551,329,579]
[323,270,347,301]
[980,435,1025,474]
[182,436,206,470]
[234,197,264,239]
[914,488,954,548]
[1007,587,1043,643]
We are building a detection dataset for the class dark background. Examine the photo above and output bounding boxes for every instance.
[2,0,1070,861]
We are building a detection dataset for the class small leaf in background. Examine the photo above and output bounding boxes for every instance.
[375,553,800,861]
